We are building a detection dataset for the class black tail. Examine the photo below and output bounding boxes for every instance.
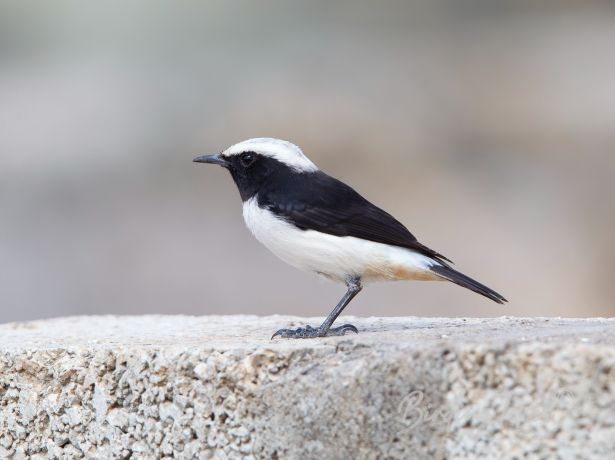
[430,265,507,304]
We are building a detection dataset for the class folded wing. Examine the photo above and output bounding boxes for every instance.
[259,171,452,265]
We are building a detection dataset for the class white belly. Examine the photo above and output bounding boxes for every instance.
[242,197,439,283]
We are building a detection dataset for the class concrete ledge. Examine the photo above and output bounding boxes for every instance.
[0,315,614,459]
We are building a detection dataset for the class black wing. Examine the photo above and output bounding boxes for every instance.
[258,171,452,264]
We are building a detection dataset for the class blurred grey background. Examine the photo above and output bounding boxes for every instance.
[1,1,614,323]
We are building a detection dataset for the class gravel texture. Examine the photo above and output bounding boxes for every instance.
[0,315,614,459]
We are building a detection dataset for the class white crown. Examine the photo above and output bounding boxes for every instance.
[223,138,318,172]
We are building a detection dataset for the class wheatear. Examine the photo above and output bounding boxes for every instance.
[194,138,506,339]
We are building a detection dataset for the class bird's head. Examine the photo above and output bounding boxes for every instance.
[194,138,318,200]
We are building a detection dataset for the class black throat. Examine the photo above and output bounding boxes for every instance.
[225,155,310,202]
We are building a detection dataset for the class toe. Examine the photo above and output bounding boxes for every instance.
[324,324,359,336]
[271,328,291,339]
[339,324,359,334]
[271,325,319,339]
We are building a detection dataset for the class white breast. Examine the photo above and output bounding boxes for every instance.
[242,197,439,284]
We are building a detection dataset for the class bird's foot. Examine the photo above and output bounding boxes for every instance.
[271,324,358,339]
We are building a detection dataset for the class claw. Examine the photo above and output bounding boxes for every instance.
[336,323,359,335]
[271,328,293,339]
[271,329,284,340]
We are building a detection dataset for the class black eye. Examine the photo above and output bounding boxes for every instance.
[240,152,256,167]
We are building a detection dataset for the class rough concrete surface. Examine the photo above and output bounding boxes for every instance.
[0,315,613,459]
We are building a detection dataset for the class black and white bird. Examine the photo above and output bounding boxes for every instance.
[194,138,506,339]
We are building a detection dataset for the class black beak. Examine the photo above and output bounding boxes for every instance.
[193,154,229,167]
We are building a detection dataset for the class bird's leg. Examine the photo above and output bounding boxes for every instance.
[272,278,363,339]
[316,277,362,336]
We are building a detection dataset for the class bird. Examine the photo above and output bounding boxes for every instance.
[194,138,506,339]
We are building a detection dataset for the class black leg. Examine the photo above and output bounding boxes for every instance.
[272,278,363,339]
